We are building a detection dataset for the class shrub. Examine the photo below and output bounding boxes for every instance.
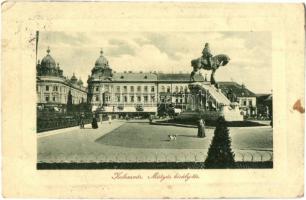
[205,116,235,168]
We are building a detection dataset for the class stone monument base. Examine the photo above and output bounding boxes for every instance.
[178,82,243,122]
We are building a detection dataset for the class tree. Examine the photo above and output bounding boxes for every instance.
[66,90,73,113]
[205,116,235,168]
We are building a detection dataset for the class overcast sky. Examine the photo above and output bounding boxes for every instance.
[37,31,272,93]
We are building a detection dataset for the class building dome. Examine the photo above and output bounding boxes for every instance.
[77,78,83,86]
[41,47,56,68]
[94,49,109,68]
[70,73,78,84]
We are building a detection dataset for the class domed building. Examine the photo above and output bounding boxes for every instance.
[86,49,212,118]
[89,49,113,80]
[36,47,87,111]
[36,47,63,77]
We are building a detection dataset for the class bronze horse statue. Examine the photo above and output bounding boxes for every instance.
[190,54,230,84]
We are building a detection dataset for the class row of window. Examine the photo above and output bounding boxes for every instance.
[160,85,188,93]
[94,85,155,93]
[92,85,189,93]
[239,98,255,106]
[37,85,86,96]
[95,95,156,103]
[44,96,84,103]
[37,85,59,92]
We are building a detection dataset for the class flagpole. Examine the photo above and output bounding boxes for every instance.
[35,31,39,65]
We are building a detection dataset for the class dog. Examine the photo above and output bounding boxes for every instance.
[168,134,177,141]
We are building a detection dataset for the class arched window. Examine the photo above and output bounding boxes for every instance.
[175,86,179,92]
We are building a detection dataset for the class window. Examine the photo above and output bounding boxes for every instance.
[53,97,56,101]
[243,100,247,106]
[116,86,120,92]
[184,86,188,92]
[137,86,141,92]
[249,100,252,106]
[95,96,99,101]
[161,86,165,92]
[46,85,49,91]
[175,86,179,92]
[123,86,127,92]
[130,96,134,102]
[45,96,49,102]
[53,86,58,91]
[175,98,178,103]
[180,98,183,103]
[116,95,120,102]
[180,86,184,92]
[144,86,148,92]
[124,96,128,102]
[105,85,109,91]
[144,96,148,102]
[130,86,134,92]
[105,95,110,102]
[151,96,155,102]
[96,87,99,92]
[151,86,155,92]
[167,86,171,93]
[137,96,141,102]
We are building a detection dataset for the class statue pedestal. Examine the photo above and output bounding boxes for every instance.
[180,82,243,121]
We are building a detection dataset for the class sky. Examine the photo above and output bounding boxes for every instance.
[37,31,272,93]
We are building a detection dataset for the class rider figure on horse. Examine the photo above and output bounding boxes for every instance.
[202,42,213,68]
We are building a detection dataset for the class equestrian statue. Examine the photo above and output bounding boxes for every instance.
[190,43,230,85]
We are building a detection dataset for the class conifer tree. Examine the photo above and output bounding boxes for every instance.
[66,90,73,113]
[205,116,235,168]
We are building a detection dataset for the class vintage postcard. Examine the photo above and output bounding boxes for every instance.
[2,2,305,198]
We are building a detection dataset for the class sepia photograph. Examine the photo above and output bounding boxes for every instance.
[36,31,273,169]
[2,3,304,198]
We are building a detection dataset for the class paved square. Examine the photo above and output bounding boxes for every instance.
[38,120,273,163]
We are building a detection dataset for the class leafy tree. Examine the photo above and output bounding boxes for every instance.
[205,116,235,168]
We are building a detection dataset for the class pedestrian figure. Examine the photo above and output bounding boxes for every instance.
[99,114,103,125]
[197,118,206,138]
[149,115,153,124]
[108,115,112,125]
[92,116,98,129]
[79,113,85,129]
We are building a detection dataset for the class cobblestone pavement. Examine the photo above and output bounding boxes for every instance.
[38,120,273,163]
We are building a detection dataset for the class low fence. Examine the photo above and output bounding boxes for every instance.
[37,117,92,133]
[37,150,273,164]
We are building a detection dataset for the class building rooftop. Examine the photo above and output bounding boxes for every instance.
[112,72,158,82]
[157,73,204,82]
[218,81,256,97]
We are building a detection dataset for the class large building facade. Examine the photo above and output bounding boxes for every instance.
[87,50,205,115]
[36,48,258,117]
[36,48,87,111]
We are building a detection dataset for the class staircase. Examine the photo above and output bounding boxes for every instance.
[178,82,243,121]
